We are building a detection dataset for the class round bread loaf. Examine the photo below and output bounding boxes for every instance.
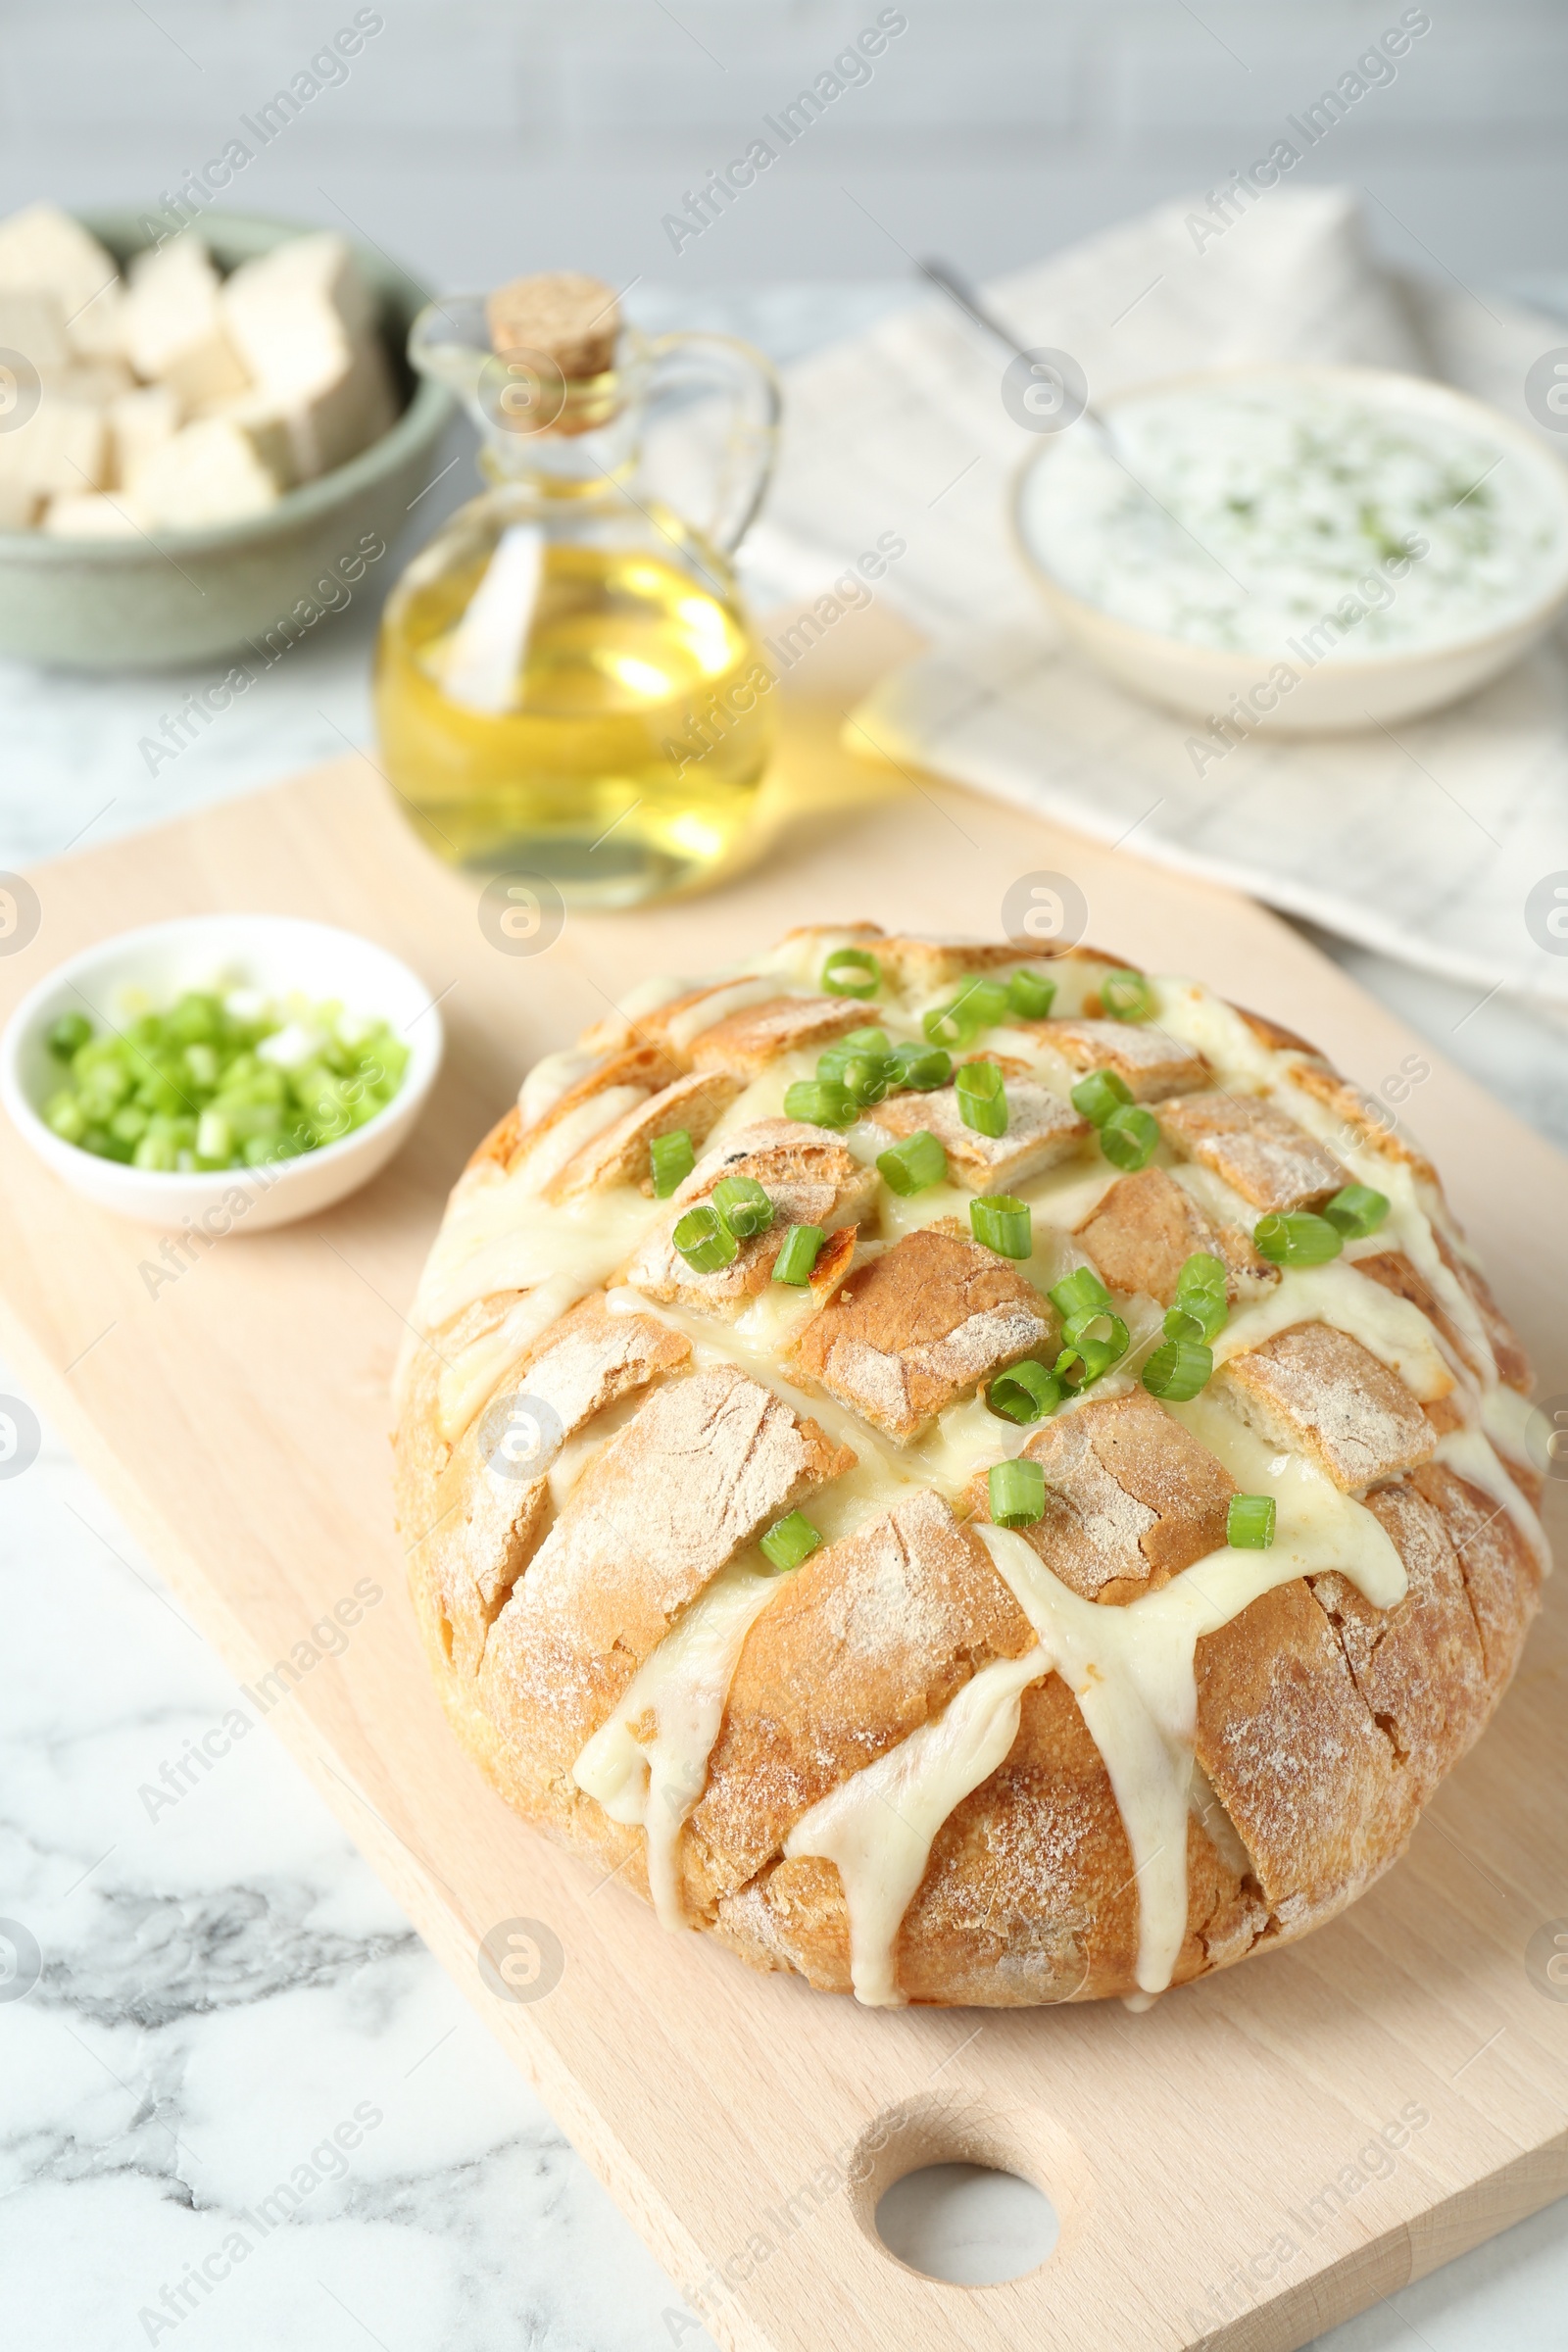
[395,924,1547,2008]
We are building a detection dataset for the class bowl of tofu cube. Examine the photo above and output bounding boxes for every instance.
[0,202,453,668]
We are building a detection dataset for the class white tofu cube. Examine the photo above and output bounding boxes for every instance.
[0,203,122,361]
[123,237,250,409]
[219,231,395,481]
[42,491,144,538]
[130,416,280,529]
[56,356,136,406]
[0,477,41,530]
[108,382,182,489]
[0,287,70,378]
[0,393,110,496]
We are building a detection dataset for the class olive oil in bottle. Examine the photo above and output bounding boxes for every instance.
[375,270,781,906]
[375,537,775,902]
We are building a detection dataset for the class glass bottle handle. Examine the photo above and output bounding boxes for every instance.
[644,331,781,556]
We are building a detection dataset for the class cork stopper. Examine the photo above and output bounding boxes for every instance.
[485,271,620,380]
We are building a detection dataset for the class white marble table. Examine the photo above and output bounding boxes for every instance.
[2,284,1565,2352]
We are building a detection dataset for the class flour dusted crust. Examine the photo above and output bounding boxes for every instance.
[395,924,1547,2008]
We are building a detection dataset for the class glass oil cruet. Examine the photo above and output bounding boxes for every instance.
[373,271,782,906]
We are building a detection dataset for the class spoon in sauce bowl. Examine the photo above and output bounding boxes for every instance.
[916,256,1127,456]
[916,257,1210,567]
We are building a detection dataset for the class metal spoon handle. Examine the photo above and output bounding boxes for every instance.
[916,255,1115,450]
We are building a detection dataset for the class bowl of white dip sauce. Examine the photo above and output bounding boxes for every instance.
[1013,365,1568,733]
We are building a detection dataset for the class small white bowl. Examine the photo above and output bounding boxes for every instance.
[0,914,443,1232]
[1012,364,1568,734]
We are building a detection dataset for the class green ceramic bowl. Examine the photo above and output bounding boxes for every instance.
[0,208,453,671]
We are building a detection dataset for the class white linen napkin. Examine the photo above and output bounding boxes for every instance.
[743,187,1568,1007]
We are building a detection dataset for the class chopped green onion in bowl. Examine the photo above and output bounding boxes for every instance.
[38,987,410,1172]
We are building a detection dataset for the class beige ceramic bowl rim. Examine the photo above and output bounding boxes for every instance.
[1010,360,1568,679]
[0,204,451,563]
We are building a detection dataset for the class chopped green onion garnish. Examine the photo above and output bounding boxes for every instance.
[1099,1102,1159,1171]
[956,1059,1007,1138]
[1166,1256,1228,1343]
[1142,1337,1213,1400]
[772,1222,825,1285]
[817,1028,890,1082]
[970,1194,1032,1258]
[1054,1333,1121,1390]
[841,1054,893,1106]
[922,1003,966,1048]
[47,1010,92,1058]
[988,1457,1047,1528]
[783,1078,858,1130]
[711,1174,773,1238]
[650,1129,694,1198]
[1177,1250,1228,1300]
[1071,1067,1133,1126]
[1323,1183,1390,1239]
[878,1130,947,1197]
[1227,1494,1276,1549]
[1253,1211,1343,1266]
[956,977,1009,1027]
[886,1041,952,1092]
[760,1509,824,1571]
[1006,969,1056,1020]
[987,1360,1061,1425]
[1101,969,1153,1022]
[1061,1306,1128,1361]
[672,1204,739,1274]
[821,948,881,999]
[1164,1299,1225,1346]
[1049,1264,1112,1320]
[924,977,1007,1048]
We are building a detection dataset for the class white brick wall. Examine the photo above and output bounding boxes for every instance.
[0,1,1562,293]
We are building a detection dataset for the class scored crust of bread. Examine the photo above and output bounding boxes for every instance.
[1158,1090,1348,1212]
[788,1222,1054,1442]
[1029,1016,1212,1102]
[1074,1165,1276,1302]
[1217,1322,1438,1492]
[393,926,1545,2010]
[965,1390,1237,1604]
[626,1119,878,1313]
[876,1073,1090,1191]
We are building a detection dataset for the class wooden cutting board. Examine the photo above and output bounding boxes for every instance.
[2,602,1565,2352]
